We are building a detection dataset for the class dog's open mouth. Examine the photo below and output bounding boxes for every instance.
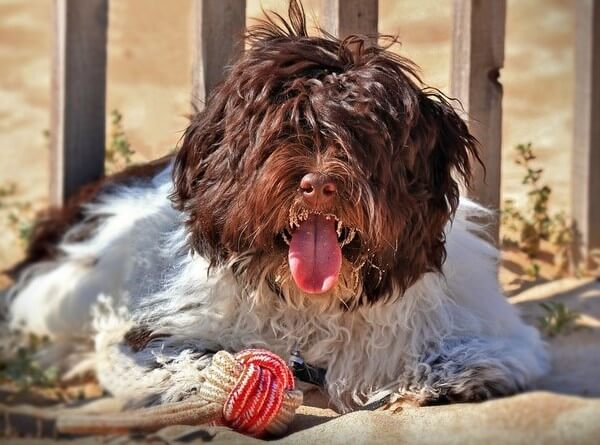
[281,211,357,295]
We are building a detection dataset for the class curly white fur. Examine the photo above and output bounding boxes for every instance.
[6,164,549,411]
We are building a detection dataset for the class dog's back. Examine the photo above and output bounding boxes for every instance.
[6,160,177,343]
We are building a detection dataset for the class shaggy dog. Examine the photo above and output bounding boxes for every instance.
[5,2,548,411]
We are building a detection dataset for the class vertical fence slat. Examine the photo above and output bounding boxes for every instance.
[192,0,246,111]
[572,0,600,263]
[50,0,108,207]
[450,0,506,240]
[319,0,378,39]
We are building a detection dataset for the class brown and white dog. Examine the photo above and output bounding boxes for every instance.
[5,1,548,411]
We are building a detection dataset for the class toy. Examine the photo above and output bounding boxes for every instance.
[57,349,303,438]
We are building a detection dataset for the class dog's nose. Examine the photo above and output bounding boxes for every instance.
[299,173,337,207]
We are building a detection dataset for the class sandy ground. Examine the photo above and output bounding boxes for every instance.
[0,0,577,270]
[1,277,599,444]
[1,2,595,443]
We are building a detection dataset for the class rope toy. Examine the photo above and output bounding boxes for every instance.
[57,349,303,438]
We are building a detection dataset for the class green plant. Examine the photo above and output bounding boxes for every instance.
[2,111,134,251]
[0,182,34,246]
[500,143,600,278]
[503,143,554,257]
[537,301,580,337]
[105,109,135,173]
[550,211,577,276]
[590,249,600,272]
[0,333,59,390]
[7,207,34,245]
[500,143,588,277]
[0,182,17,199]
[524,262,541,280]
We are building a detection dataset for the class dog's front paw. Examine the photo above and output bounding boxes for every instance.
[376,395,421,413]
[419,378,519,406]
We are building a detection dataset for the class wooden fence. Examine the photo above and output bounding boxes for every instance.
[49,0,600,260]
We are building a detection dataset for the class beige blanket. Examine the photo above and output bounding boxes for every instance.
[2,278,600,444]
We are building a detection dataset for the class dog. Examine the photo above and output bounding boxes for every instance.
[5,1,548,412]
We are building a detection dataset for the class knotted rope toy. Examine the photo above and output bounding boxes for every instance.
[57,349,303,438]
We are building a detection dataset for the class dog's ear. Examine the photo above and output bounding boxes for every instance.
[171,118,201,211]
[410,91,479,220]
[361,87,481,302]
[383,90,480,290]
[171,97,236,265]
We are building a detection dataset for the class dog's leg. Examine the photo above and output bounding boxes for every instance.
[93,310,218,407]
[390,334,549,407]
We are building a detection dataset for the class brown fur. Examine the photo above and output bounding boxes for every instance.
[7,155,173,278]
[8,1,480,308]
[124,325,171,353]
[172,1,480,305]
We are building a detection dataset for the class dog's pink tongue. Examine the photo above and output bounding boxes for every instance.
[288,214,342,294]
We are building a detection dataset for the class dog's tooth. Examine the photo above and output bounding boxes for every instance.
[336,220,343,237]
[341,228,356,247]
[289,213,300,228]
[347,229,356,243]
[281,231,290,245]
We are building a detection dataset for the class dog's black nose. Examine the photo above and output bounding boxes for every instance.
[299,173,337,208]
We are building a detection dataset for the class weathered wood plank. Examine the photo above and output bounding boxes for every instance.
[319,0,378,39]
[192,0,246,111]
[572,0,600,262]
[450,0,506,239]
[50,0,108,207]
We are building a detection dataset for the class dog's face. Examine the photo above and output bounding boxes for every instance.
[173,3,478,309]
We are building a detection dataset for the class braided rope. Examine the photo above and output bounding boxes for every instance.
[200,349,302,436]
[57,349,303,438]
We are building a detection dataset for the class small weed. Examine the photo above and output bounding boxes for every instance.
[502,143,554,257]
[105,109,135,174]
[551,211,577,276]
[500,199,524,234]
[0,333,59,390]
[537,301,580,337]
[0,182,34,246]
[590,249,600,273]
[524,262,541,280]
[2,111,135,255]
[0,182,17,199]
[499,143,595,278]
[7,210,34,244]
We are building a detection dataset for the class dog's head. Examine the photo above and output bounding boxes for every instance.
[172,1,479,309]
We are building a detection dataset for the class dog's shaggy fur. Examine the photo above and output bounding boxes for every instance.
[5,2,548,412]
